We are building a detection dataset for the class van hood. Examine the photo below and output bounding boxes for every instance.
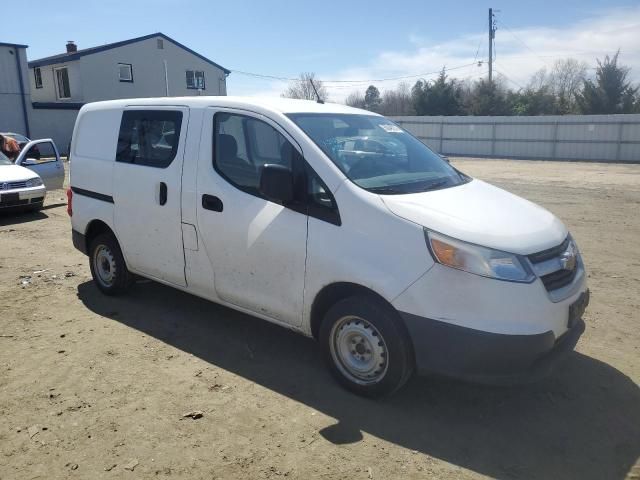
[381,179,567,255]
[0,164,40,182]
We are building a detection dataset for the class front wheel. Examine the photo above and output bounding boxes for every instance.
[89,232,133,295]
[320,295,415,398]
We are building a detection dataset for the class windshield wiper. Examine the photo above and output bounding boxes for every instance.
[418,179,450,191]
[367,186,405,194]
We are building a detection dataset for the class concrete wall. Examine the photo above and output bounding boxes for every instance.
[0,45,32,136]
[392,114,640,163]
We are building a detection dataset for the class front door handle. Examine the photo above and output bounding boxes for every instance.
[202,194,223,212]
[159,182,168,206]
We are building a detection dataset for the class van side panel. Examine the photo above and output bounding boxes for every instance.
[71,107,121,196]
[69,107,120,241]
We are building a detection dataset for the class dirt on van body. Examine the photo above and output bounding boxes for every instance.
[0,158,639,480]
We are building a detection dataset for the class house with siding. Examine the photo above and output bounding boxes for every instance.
[25,32,230,151]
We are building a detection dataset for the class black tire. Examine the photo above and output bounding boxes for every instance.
[319,295,415,398]
[88,232,133,295]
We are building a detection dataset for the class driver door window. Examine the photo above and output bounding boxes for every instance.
[213,113,292,194]
[213,112,340,225]
[23,141,55,164]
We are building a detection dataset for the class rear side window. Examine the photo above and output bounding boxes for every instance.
[116,110,182,168]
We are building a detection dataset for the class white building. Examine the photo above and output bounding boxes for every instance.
[25,33,230,151]
[0,42,32,138]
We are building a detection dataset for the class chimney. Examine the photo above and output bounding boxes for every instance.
[66,41,77,53]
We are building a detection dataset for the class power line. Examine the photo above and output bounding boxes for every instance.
[493,64,525,89]
[230,61,481,86]
[500,21,550,67]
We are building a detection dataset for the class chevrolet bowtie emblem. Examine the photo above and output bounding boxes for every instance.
[560,244,577,271]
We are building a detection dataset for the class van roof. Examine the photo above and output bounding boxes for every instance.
[79,96,377,116]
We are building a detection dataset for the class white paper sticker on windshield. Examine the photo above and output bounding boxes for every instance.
[378,123,403,133]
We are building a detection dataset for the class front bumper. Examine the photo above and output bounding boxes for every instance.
[400,311,585,384]
[0,186,46,209]
[392,261,589,383]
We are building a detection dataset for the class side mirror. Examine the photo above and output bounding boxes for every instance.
[21,158,38,166]
[259,164,294,203]
[439,154,450,163]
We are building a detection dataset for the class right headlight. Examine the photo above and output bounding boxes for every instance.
[25,177,43,188]
[425,229,535,283]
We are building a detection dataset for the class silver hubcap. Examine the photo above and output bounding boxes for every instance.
[94,245,116,287]
[330,316,388,385]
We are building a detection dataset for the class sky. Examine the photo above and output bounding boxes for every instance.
[6,0,640,102]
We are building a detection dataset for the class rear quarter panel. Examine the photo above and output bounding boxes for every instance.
[69,106,121,234]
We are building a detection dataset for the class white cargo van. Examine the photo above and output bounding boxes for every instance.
[68,97,589,397]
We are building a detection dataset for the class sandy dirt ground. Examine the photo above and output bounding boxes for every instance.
[1,158,639,480]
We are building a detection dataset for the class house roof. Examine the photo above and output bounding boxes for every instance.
[0,42,28,48]
[27,33,230,74]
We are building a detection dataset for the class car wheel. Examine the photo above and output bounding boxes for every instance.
[89,232,133,295]
[320,295,415,398]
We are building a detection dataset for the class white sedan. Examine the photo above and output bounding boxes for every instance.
[0,151,46,212]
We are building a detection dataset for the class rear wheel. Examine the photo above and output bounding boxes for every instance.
[320,295,414,398]
[89,232,133,295]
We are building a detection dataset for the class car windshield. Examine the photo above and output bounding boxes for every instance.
[0,151,12,166]
[287,113,469,194]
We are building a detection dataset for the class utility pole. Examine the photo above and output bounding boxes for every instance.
[488,8,496,83]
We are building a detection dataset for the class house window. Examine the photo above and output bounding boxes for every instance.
[34,67,43,89]
[54,67,71,99]
[118,63,133,82]
[186,70,205,90]
[157,39,164,49]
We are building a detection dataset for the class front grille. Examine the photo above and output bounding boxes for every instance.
[1,181,28,190]
[528,236,579,292]
[528,237,570,264]
[540,267,577,291]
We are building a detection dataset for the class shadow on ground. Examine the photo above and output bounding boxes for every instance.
[0,210,48,226]
[77,280,640,480]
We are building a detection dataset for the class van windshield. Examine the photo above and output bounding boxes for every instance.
[287,113,469,194]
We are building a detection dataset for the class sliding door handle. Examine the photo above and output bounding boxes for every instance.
[159,182,168,206]
[202,194,223,212]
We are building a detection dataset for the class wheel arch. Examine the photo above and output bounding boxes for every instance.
[84,219,116,253]
[310,282,400,340]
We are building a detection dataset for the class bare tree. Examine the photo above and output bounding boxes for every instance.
[345,90,366,108]
[281,72,328,102]
[345,82,414,115]
[380,82,414,115]
[549,59,588,113]
[527,68,549,91]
